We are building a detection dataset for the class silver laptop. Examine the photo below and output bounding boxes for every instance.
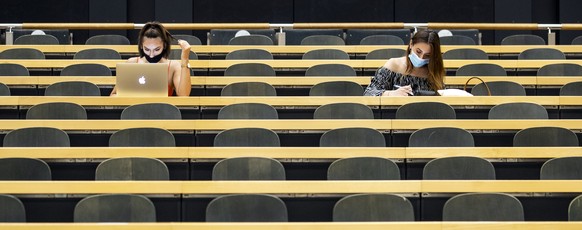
[116,63,168,97]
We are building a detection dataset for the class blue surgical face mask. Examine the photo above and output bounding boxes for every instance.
[408,52,429,68]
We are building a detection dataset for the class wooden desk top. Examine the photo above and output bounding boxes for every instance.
[2,59,582,69]
[0,120,393,131]
[0,147,579,159]
[0,76,565,86]
[1,180,582,194]
[0,119,582,131]
[1,96,580,106]
[3,44,582,55]
[0,222,580,230]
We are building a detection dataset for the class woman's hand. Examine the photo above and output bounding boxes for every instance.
[177,39,191,61]
[382,85,413,96]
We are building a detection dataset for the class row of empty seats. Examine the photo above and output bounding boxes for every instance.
[2,46,582,60]
[3,155,582,180]
[2,126,578,147]
[11,29,582,45]
[9,101,576,119]
[6,192,582,222]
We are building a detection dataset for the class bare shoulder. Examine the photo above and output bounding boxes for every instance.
[383,57,406,73]
[127,57,140,63]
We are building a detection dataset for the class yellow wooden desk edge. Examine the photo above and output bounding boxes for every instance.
[1,222,580,230]
[0,147,580,159]
[1,180,582,194]
[1,76,576,86]
[3,59,582,68]
[4,44,582,54]
[1,95,581,106]
[0,119,582,131]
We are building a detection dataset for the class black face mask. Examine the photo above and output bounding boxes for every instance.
[144,53,163,63]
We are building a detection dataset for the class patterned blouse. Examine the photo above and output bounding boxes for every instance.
[364,66,437,96]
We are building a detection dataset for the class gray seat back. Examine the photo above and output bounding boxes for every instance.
[513,127,579,147]
[423,156,495,180]
[443,193,524,221]
[302,49,349,60]
[560,81,582,96]
[109,128,176,147]
[537,63,582,76]
[0,83,11,96]
[206,194,288,222]
[488,102,548,119]
[60,63,112,76]
[96,157,169,180]
[85,35,130,45]
[218,103,278,119]
[328,157,398,180]
[221,82,277,96]
[518,48,565,59]
[333,194,414,221]
[0,63,29,76]
[3,127,70,147]
[168,49,198,60]
[0,48,45,59]
[472,81,525,96]
[409,127,474,147]
[501,34,545,45]
[443,48,488,60]
[14,34,59,45]
[456,63,506,76]
[314,103,374,119]
[360,35,405,45]
[229,35,274,45]
[74,194,156,222]
[0,195,26,222]
[305,64,356,76]
[45,81,101,96]
[224,63,275,76]
[0,158,51,180]
[439,35,476,45]
[226,49,273,60]
[309,81,364,96]
[301,35,345,45]
[395,102,456,119]
[26,102,87,119]
[320,128,385,147]
[212,157,285,180]
[121,103,182,120]
[214,128,280,147]
[365,48,405,60]
[569,194,582,221]
[73,49,122,59]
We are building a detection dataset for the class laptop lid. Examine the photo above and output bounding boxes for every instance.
[116,63,169,97]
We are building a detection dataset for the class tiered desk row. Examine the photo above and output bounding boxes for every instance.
[1,43,582,225]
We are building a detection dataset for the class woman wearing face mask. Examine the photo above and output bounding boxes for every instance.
[110,21,192,96]
[364,30,445,96]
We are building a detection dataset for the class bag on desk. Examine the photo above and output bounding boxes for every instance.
[438,77,491,96]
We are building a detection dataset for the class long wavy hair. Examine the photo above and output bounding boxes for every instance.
[137,21,173,59]
[404,30,445,91]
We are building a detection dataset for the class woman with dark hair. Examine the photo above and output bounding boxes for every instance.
[111,21,191,96]
[364,30,445,96]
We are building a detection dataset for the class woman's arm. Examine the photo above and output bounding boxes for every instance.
[172,39,192,96]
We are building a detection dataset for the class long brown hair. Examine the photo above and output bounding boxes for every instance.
[137,21,173,59]
[404,30,445,91]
